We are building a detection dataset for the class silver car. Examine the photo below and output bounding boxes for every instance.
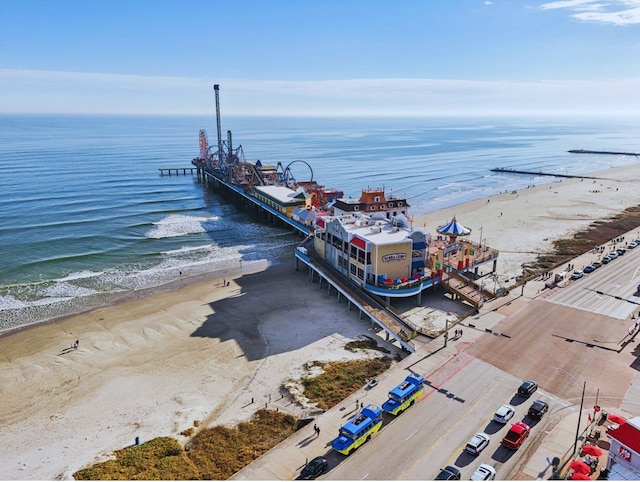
[470,463,496,480]
[465,432,490,455]
[493,404,515,424]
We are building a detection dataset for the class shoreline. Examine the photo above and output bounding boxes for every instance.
[3,161,640,479]
[0,258,277,340]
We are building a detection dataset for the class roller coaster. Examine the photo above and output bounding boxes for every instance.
[193,86,314,193]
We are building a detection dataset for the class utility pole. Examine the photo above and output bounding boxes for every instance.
[573,381,586,455]
[444,318,449,347]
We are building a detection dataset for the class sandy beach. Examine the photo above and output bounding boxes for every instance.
[3,161,640,480]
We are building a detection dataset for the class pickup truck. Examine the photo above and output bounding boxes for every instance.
[501,421,530,449]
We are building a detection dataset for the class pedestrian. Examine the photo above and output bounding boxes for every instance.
[74,339,79,350]
[360,402,364,409]
[460,329,463,337]
[313,424,319,436]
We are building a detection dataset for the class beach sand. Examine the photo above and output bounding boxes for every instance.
[2,161,640,480]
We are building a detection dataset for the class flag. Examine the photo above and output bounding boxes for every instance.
[588,414,592,422]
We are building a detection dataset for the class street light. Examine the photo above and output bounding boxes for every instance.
[554,367,587,456]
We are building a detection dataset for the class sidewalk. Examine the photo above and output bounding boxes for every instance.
[520,407,629,480]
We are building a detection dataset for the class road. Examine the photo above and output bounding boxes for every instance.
[323,357,567,480]
[549,247,640,319]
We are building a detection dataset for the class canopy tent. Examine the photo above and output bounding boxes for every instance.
[436,217,471,241]
[608,413,626,425]
[581,444,602,457]
[569,460,591,475]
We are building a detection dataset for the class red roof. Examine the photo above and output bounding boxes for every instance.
[609,422,640,454]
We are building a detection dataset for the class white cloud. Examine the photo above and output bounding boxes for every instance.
[0,69,639,116]
[539,0,640,25]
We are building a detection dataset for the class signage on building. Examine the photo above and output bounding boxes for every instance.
[382,253,407,262]
[619,446,632,462]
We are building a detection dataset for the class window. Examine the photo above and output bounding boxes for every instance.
[374,196,380,202]
[354,206,359,211]
[388,202,394,207]
[370,205,375,211]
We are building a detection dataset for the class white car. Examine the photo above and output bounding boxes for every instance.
[493,404,515,424]
[465,432,490,455]
[570,270,584,280]
[470,463,496,480]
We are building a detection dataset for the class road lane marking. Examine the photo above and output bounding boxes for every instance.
[398,375,498,479]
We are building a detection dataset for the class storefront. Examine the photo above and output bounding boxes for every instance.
[606,416,640,480]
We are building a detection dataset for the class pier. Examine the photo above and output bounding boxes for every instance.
[197,166,310,235]
[490,167,600,180]
[569,149,640,156]
[159,167,198,176]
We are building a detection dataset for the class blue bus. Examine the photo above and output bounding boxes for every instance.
[331,404,383,455]
[382,373,424,415]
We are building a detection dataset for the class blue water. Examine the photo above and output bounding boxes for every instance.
[1,114,640,333]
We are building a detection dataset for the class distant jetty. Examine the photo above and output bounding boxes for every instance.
[490,167,600,179]
[568,149,640,156]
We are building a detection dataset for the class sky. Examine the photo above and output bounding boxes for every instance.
[1,0,639,116]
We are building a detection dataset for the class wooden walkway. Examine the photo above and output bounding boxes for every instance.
[159,167,198,176]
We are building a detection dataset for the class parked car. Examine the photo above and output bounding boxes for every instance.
[465,432,490,455]
[583,265,596,273]
[628,242,637,249]
[528,399,549,418]
[592,261,602,269]
[617,247,626,255]
[518,380,538,397]
[299,456,328,480]
[608,251,619,259]
[501,421,531,449]
[493,404,516,424]
[601,256,611,264]
[571,270,584,280]
[470,463,497,481]
[435,465,461,480]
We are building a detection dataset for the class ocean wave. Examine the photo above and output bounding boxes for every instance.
[146,214,221,239]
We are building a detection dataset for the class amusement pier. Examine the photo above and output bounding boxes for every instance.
[190,85,500,352]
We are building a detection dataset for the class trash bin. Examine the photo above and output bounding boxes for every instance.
[594,429,601,440]
[600,411,608,424]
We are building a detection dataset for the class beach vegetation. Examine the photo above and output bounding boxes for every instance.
[73,437,200,480]
[535,206,640,272]
[345,335,391,353]
[73,410,298,480]
[185,409,299,480]
[300,357,394,410]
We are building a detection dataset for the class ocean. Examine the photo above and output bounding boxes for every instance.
[1,114,640,334]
